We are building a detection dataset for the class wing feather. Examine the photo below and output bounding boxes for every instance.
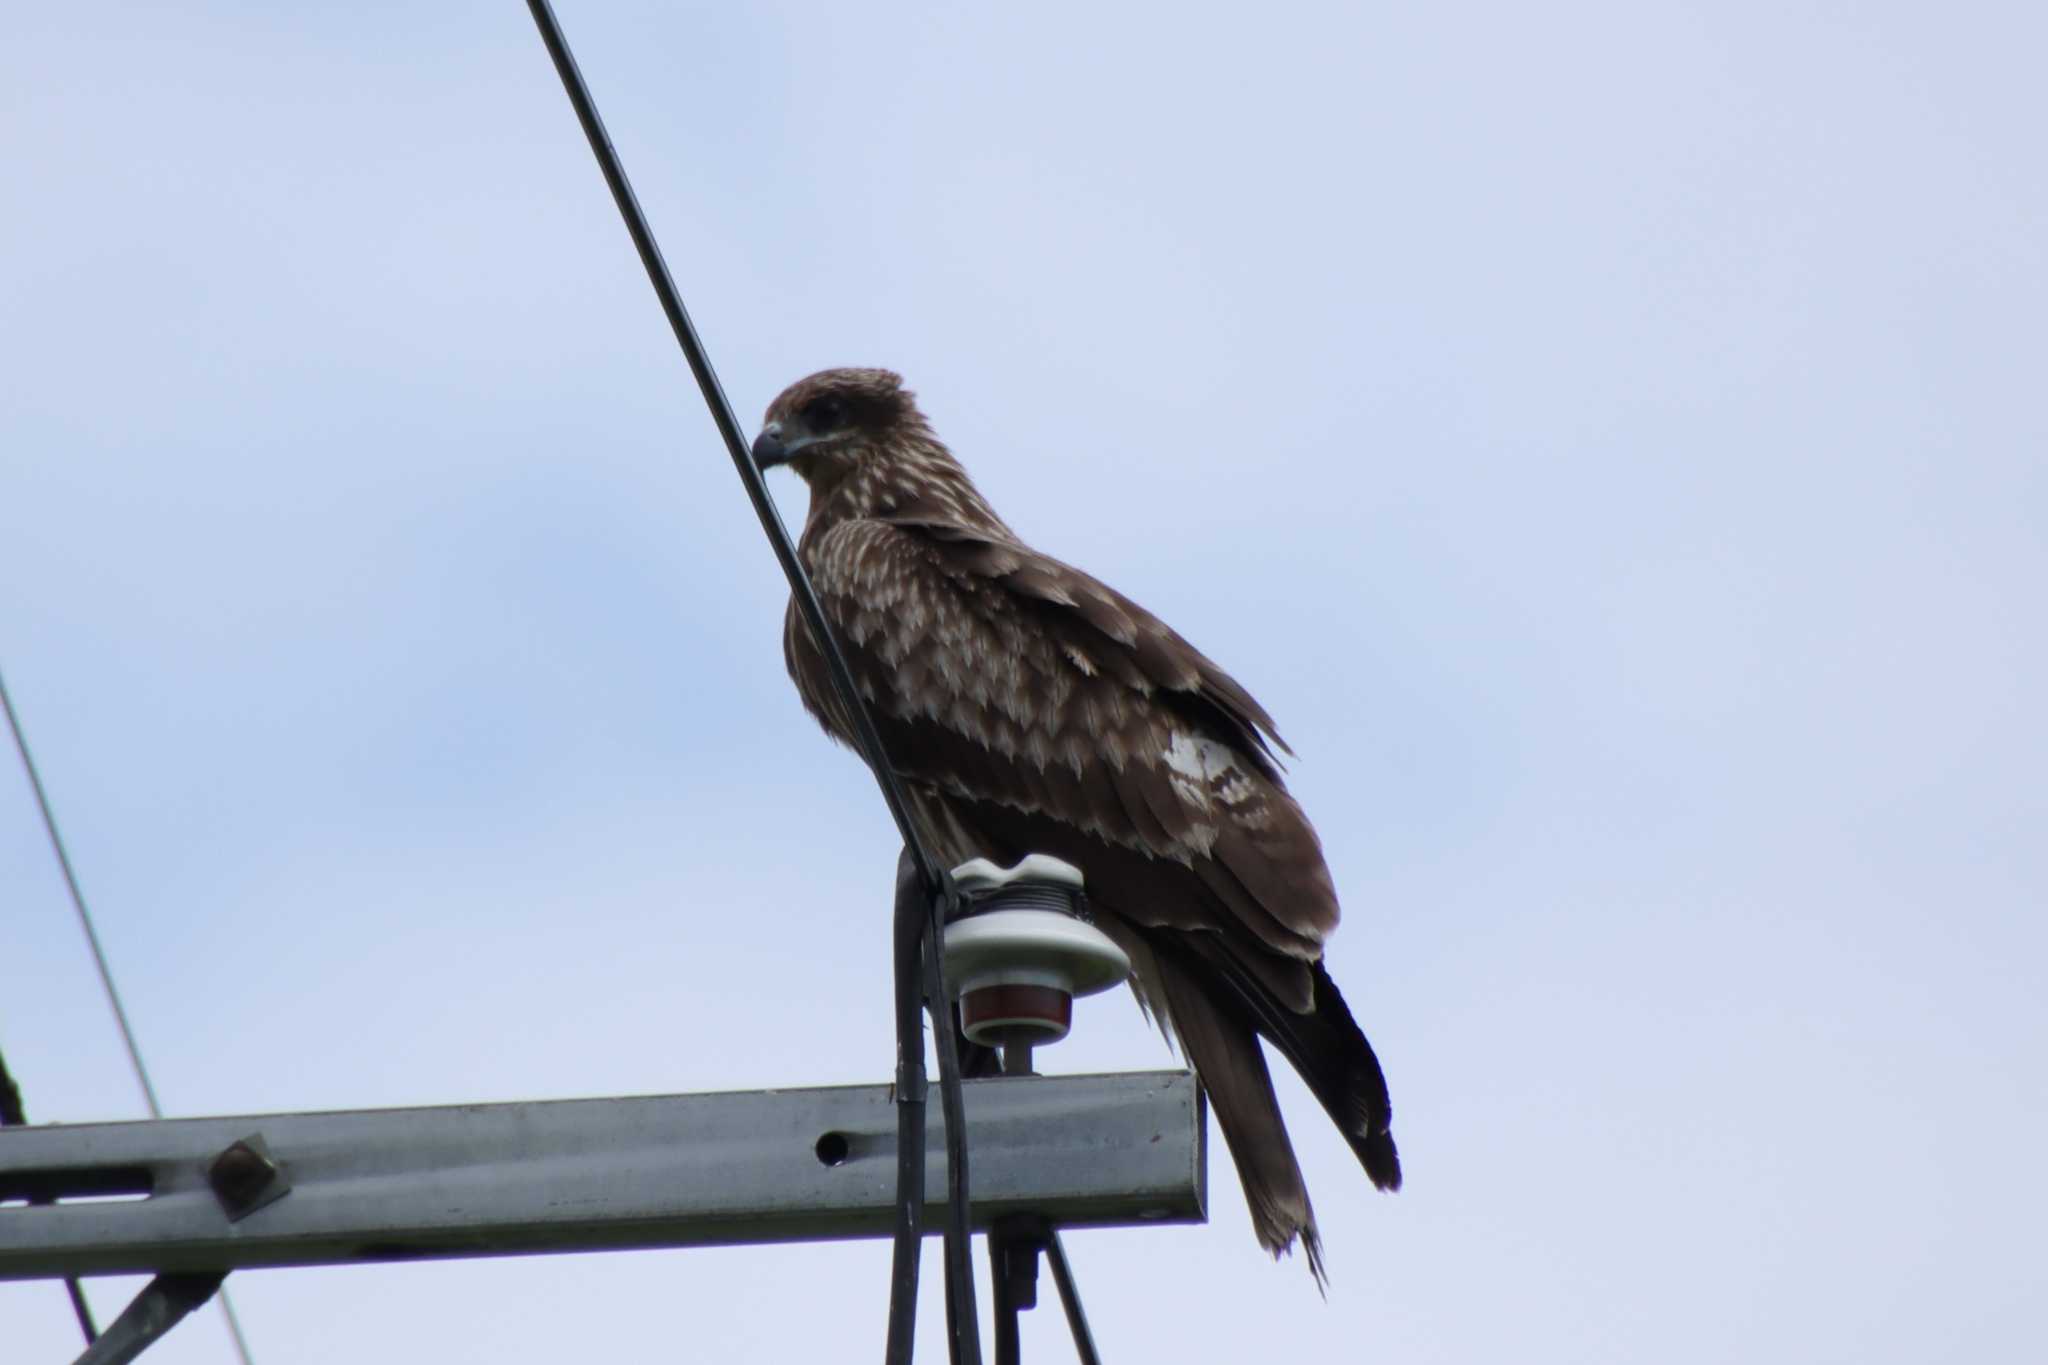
[791,517,1335,956]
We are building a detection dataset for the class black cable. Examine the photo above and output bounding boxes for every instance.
[923,904,982,1365]
[0,1045,99,1344]
[1046,1232,1102,1365]
[521,0,945,897]
[886,853,933,1364]
[63,1277,98,1345]
[521,9,979,1362]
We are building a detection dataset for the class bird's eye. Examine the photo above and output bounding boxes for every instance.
[802,396,846,431]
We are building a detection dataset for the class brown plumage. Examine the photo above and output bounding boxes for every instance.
[752,367,1399,1277]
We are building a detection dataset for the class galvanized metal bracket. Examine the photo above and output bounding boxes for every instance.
[0,1069,1204,1280]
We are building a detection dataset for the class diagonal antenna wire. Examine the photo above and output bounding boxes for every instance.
[521,0,945,899]
[1,669,161,1118]
[0,664,259,1365]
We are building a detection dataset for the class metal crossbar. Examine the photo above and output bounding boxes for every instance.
[0,1071,1204,1280]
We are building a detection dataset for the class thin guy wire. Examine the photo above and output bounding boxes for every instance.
[1,667,162,1120]
[0,664,258,1365]
[1047,1231,1103,1365]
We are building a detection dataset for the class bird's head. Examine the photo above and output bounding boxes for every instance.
[752,368,921,486]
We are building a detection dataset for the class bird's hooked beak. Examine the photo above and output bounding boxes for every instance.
[751,420,828,471]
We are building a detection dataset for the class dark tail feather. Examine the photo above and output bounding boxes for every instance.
[1191,943,1402,1193]
[1284,962,1401,1190]
[1152,948,1328,1283]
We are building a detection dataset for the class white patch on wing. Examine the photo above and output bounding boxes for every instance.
[1164,732,1238,795]
[1212,766,1257,808]
[1163,733,1262,854]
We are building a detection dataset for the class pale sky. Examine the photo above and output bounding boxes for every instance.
[3,3,2043,1361]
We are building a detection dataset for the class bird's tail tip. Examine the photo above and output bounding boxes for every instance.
[1361,1126,1402,1192]
[1255,1205,1330,1293]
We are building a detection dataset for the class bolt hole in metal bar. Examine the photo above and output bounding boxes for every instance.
[814,1131,852,1167]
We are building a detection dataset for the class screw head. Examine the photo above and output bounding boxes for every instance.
[208,1135,287,1220]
